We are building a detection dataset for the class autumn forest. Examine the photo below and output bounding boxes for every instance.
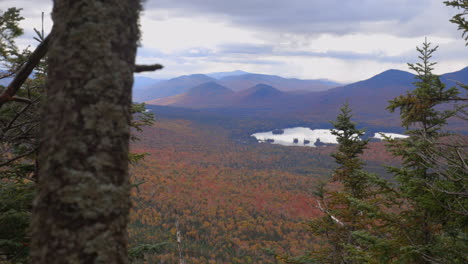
[1,1,467,264]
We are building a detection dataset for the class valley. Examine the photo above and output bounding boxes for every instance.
[128,114,402,263]
[128,66,467,262]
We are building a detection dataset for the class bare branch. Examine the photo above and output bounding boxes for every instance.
[0,147,37,167]
[317,200,345,227]
[0,71,15,79]
[0,34,50,108]
[11,96,32,104]
[2,101,34,134]
[456,148,468,170]
[134,64,163,73]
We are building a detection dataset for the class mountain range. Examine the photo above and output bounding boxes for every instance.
[143,67,468,129]
[133,70,341,102]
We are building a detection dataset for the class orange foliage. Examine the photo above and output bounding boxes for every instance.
[128,118,392,263]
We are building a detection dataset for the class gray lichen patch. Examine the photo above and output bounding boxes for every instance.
[31,0,141,263]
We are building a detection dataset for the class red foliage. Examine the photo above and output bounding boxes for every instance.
[128,118,392,263]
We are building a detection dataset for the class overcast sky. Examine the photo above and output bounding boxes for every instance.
[1,0,467,82]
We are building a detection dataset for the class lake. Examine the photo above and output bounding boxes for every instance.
[251,127,408,147]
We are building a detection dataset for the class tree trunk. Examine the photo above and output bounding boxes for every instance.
[31,0,141,263]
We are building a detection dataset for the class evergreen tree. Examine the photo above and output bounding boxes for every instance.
[330,103,369,199]
[386,39,467,263]
[279,104,392,264]
[0,7,24,69]
[0,181,34,263]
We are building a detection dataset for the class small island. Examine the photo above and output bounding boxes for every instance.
[272,129,284,135]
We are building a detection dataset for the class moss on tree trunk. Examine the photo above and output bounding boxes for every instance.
[31,0,141,263]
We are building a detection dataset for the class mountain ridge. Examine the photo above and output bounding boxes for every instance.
[145,66,468,128]
[133,71,341,102]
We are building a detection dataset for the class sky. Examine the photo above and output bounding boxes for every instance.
[1,0,467,83]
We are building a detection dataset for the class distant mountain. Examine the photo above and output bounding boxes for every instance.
[135,71,341,102]
[237,83,284,99]
[147,82,293,109]
[319,69,415,102]
[312,67,467,110]
[230,84,293,108]
[146,69,417,114]
[440,67,468,87]
[206,70,250,79]
[133,74,216,102]
[292,69,417,125]
[185,82,234,97]
[147,82,233,108]
[295,67,468,126]
[218,73,340,92]
[145,66,468,129]
[133,76,164,91]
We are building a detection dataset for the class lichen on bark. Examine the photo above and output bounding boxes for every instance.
[31,0,141,263]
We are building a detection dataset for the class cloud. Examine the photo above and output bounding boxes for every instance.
[144,0,460,38]
[2,0,467,83]
[139,14,264,53]
[218,43,274,55]
[136,0,468,82]
[215,42,399,62]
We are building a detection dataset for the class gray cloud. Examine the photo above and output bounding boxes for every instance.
[2,0,466,82]
[2,0,461,39]
[139,38,464,70]
[218,43,274,55]
[215,43,410,63]
[144,0,458,37]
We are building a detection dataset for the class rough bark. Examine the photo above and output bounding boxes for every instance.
[31,0,141,263]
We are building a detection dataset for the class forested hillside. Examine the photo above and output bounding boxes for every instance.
[127,117,401,263]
